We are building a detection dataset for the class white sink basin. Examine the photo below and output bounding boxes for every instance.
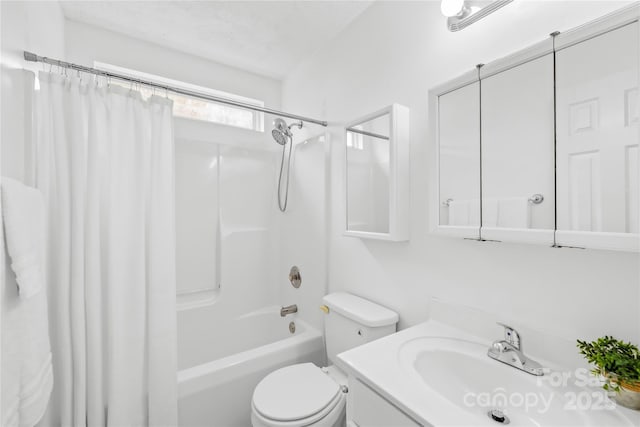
[339,321,640,427]
[398,336,631,426]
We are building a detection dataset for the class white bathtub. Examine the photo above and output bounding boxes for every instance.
[177,306,324,427]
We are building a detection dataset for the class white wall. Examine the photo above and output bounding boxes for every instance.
[282,1,640,345]
[1,1,66,182]
[64,19,281,112]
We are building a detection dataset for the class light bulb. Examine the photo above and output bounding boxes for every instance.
[440,0,465,17]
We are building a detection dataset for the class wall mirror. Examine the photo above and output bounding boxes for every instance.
[479,49,555,244]
[430,4,639,251]
[436,76,481,239]
[555,20,639,251]
[344,104,409,241]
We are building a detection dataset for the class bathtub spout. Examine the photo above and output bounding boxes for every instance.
[280,304,298,317]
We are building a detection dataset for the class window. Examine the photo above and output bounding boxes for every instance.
[346,126,365,150]
[94,62,264,131]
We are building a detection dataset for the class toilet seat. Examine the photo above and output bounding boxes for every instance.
[251,363,346,427]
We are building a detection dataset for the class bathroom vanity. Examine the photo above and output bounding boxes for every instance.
[337,306,640,427]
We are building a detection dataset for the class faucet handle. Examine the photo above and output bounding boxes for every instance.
[496,322,520,350]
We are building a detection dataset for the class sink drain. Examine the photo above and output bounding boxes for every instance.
[487,409,510,424]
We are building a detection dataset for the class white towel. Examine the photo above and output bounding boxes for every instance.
[498,197,531,229]
[482,198,499,227]
[448,200,470,226]
[1,177,45,299]
[1,177,53,427]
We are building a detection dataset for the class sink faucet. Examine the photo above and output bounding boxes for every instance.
[280,304,298,317]
[487,323,544,376]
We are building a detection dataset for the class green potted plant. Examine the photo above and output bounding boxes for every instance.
[577,336,640,410]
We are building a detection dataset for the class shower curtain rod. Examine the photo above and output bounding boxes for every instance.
[23,51,328,127]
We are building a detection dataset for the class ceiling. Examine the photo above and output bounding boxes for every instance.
[60,1,373,80]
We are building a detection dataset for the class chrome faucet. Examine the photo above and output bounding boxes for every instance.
[280,304,298,317]
[487,323,544,376]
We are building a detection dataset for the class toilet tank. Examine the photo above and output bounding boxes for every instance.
[322,293,399,369]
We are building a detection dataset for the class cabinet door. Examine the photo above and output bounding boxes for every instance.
[481,54,555,244]
[437,82,481,238]
[349,379,421,427]
[346,113,391,234]
[556,22,639,251]
[345,104,410,241]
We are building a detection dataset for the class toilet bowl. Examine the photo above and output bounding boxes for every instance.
[251,364,347,427]
[251,293,398,427]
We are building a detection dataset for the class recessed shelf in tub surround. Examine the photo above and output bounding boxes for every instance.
[221,226,270,238]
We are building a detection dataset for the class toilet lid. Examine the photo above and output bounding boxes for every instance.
[253,363,340,422]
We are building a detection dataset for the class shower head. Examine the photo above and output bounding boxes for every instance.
[271,118,303,145]
[272,118,290,145]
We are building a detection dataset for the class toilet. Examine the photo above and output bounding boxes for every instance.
[251,292,399,427]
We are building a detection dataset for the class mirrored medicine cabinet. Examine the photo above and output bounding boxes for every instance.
[430,4,639,252]
[344,104,410,241]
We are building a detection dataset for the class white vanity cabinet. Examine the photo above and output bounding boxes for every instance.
[347,377,422,427]
[430,4,640,252]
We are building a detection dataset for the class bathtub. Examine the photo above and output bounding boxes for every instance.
[177,306,324,427]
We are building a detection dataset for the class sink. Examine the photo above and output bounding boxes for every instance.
[338,320,639,427]
[398,336,632,426]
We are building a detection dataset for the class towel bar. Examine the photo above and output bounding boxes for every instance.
[443,195,543,207]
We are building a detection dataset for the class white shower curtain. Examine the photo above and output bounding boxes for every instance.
[34,72,177,427]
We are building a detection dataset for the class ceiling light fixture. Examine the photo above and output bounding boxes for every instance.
[440,0,466,17]
[441,0,514,32]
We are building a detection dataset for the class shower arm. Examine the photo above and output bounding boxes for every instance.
[288,121,303,131]
[23,51,328,128]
